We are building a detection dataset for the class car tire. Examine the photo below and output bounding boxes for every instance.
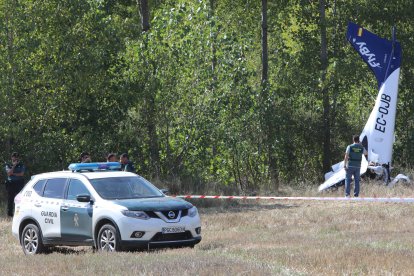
[21,223,45,255]
[97,224,121,252]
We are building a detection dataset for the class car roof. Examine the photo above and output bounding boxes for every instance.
[81,171,137,179]
[31,170,137,180]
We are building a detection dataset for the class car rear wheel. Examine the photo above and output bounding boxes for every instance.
[21,223,45,255]
[97,224,121,252]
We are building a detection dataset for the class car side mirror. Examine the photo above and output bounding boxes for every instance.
[160,188,169,195]
[77,194,91,203]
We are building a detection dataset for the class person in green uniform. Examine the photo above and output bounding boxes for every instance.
[120,153,136,173]
[344,135,368,197]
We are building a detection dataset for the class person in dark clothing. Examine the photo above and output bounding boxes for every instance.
[4,152,26,217]
[107,153,122,171]
[120,153,136,173]
[344,135,368,198]
[107,153,117,162]
[80,152,92,163]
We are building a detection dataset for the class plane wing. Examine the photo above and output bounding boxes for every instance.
[388,174,411,188]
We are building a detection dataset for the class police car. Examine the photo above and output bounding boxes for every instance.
[12,162,201,255]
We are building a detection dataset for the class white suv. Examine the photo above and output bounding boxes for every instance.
[12,162,201,255]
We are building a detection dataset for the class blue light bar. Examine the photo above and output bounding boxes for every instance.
[68,162,121,172]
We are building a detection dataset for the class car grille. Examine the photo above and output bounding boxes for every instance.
[146,211,159,218]
[146,209,188,219]
[151,231,193,242]
[160,210,178,219]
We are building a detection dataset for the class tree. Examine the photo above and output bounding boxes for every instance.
[319,0,331,173]
[138,0,150,32]
[261,0,279,190]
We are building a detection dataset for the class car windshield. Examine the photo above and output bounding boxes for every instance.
[90,176,164,200]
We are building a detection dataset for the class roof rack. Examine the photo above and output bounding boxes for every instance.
[68,162,121,172]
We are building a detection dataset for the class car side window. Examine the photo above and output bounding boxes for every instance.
[33,179,47,196]
[67,179,90,201]
[43,178,67,199]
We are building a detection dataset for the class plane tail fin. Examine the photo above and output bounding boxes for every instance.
[320,23,401,191]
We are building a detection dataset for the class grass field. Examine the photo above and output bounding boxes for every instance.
[1,181,414,275]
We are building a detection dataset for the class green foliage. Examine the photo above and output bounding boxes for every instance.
[1,0,414,192]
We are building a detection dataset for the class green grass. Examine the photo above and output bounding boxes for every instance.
[1,181,414,275]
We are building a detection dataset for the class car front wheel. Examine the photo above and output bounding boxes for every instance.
[97,224,121,252]
[21,223,45,255]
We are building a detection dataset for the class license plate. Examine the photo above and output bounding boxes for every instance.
[162,227,185,234]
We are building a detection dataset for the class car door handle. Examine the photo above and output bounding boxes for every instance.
[34,203,41,207]
[61,206,69,211]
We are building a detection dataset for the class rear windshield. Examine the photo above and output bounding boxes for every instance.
[90,176,164,200]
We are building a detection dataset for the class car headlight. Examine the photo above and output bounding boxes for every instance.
[121,210,150,220]
[188,206,198,217]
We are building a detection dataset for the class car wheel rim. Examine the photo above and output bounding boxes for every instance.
[100,229,115,251]
[23,228,38,254]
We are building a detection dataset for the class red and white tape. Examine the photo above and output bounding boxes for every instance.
[173,195,414,203]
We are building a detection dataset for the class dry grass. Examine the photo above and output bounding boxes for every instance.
[1,181,414,275]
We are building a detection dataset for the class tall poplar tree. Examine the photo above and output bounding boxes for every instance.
[319,0,331,173]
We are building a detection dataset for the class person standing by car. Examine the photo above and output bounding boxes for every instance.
[4,152,26,217]
[120,153,136,173]
[107,153,121,171]
[80,152,92,163]
[107,153,117,162]
[344,135,368,198]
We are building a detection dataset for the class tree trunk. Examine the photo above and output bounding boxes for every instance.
[5,0,17,155]
[319,0,331,173]
[261,0,278,190]
[137,0,159,177]
[209,0,218,175]
[261,0,268,83]
[138,0,150,32]
[146,92,160,177]
[209,0,217,84]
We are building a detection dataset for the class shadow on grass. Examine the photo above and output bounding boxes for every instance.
[43,246,92,255]
[190,198,298,214]
[43,245,194,255]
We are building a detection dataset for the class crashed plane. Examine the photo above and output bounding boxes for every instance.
[319,22,402,192]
